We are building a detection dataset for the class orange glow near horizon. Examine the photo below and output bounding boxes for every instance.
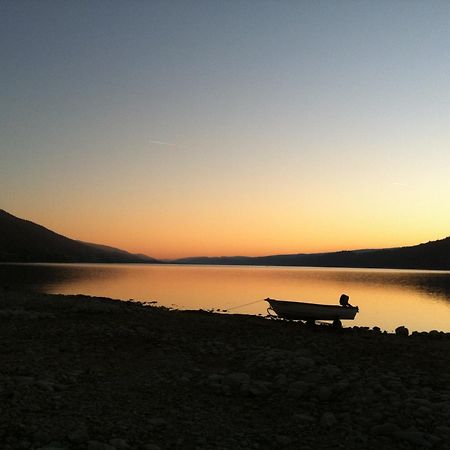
[7,202,449,260]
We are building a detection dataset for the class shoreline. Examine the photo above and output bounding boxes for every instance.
[2,260,450,273]
[2,291,450,449]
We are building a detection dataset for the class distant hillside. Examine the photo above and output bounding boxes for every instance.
[174,237,450,270]
[0,210,159,263]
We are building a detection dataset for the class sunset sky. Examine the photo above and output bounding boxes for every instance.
[1,1,449,259]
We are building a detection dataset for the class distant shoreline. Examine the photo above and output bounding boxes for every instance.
[1,260,450,273]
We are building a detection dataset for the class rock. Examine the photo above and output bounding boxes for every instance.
[36,447,67,450]
[244,380,270,396]
[148,418,168,428]
[413,406,432,418]
[393,430,439,448]
[15,376,35,386]
[225,372,250,388]
[287,381,310,398]
[405,397,431,407]
[292,413,315,423]
[87,441,115,450]
[320,364,342,379]
[371,423,401,436]
[317,386,332,401]
[435,426,450,436]
[295,356,315,370]
[320,412,337,428]
[207,374,223,384]
[335,379,350,393]
[35,380,55,391]
[274,373,288,387]
[141,445,162,450]
[395,326,409,337]
[275,435,291,445]
[33,430,51,443]
[67,429,89,443]
[109,438,129,449]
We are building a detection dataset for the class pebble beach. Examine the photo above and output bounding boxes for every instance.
[2,291,450,450]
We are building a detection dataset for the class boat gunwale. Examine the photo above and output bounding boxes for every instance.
[265,297,358,311]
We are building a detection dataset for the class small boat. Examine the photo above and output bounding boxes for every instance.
[265,297,359,322]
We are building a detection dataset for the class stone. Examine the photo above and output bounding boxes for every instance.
[142,445,162,450]
[207,374,223,383]
[321,364,342,379]
[35,380,55,391]
[295,356,315,370]
[36,447,67,450]
[413,406,432,418]
[371,423,401,436]
[435,426,450,436]
[109,438,129,449]
[287,381,310,398]
[148,418,168,428]
[87,441,115,450]
[68,429,89,444]
[317,386,332,401]
[33,430,51,443]
[226,372,250,387]
[275,435,291,445]
[250,380,271,396]
[274,373,288,387]
[15,376,35,386]
[393,430,439,448]
[292,413,315,423]
[320,412,337,428]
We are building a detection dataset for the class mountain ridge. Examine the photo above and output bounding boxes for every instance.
[1,209,449,269]
[0,209,159,263]
[173,237,450,270]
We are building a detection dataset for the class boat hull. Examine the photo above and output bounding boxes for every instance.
[265,298,358,321]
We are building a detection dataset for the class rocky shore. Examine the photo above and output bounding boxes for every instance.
[1,291,450,450]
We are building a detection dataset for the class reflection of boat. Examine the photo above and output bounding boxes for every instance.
[265,298,359,322]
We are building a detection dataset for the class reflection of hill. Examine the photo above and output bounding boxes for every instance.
[0,210,159,263]
[0,264,97,291]
[304,269,450,300]
[174,237,450,271]
[413,275,450,299]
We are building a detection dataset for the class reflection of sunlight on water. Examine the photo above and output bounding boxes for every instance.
[2,263,450,332]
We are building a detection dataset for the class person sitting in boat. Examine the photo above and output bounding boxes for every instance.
[339,294,353,307]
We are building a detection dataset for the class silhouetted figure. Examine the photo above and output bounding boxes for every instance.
[339,293,353,307]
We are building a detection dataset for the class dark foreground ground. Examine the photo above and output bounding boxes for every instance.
[1,291,450,450]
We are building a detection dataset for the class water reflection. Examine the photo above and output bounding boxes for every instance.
[1,263,450,332]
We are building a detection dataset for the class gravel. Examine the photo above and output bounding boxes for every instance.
[1,290,450,449]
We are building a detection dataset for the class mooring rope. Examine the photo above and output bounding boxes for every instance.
[222,298,266,312]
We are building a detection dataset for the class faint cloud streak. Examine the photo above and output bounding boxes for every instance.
[149,139,175,146]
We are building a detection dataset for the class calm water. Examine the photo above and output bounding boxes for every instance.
[1,263,450,332]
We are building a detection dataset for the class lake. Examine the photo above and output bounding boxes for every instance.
[1,263,450,332]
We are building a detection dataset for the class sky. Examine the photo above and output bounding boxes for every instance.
[1,1,449,259]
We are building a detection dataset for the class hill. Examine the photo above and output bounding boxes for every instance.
[0,210,159,263]
[174,237,450,270]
